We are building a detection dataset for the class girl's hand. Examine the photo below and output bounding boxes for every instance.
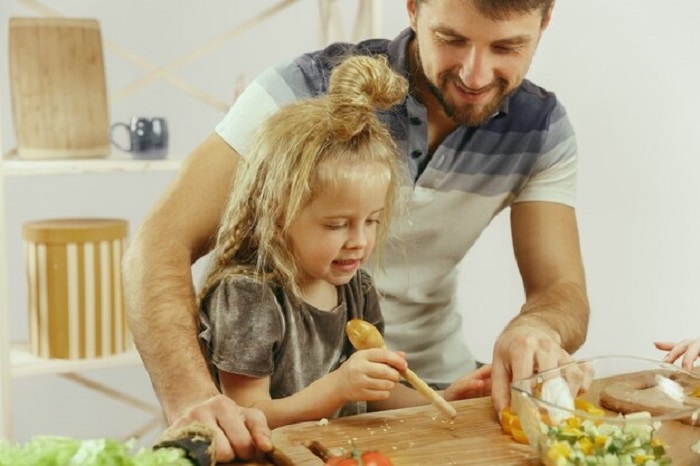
[334,349,406,402]
[655,339,700,371]
[444,364,492,401]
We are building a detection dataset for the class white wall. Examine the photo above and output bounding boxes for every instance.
[2,0,699,447]
[453,1,700,363]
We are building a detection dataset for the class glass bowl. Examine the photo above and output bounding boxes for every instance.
[510,355,700,465]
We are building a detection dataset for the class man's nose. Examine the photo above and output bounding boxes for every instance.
[459,47,494,90]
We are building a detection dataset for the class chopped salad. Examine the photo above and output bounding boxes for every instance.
[542,413,671,466]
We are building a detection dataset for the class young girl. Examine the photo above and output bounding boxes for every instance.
[197,55,489,429]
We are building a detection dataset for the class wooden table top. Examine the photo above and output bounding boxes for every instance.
[227,397,538,466]
[228,367,700,465]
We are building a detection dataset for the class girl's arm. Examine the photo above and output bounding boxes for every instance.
[219,348,406,429]
[368,364,492,412]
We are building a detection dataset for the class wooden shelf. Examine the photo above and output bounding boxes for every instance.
[10,343,143,378]
[1,155,183,177]
[1,151,179,438]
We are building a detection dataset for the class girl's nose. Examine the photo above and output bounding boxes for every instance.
[346,226,368,249]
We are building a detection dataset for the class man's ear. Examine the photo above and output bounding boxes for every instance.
[541,1,555,31]
[406,0,419,31]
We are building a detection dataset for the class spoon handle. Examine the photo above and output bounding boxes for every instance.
[345,319,456,418]
[401,368,457,419]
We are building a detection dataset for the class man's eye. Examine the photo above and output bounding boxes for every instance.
[436,34,464,46]
[493,45,522,55]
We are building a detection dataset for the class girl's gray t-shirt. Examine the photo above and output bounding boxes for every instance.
[199,269,383,417]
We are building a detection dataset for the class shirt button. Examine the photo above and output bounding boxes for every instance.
[410,117,422,125]
[411,150,422,159]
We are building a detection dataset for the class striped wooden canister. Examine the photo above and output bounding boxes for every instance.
[23,219,130,359]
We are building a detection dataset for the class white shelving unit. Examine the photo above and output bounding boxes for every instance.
[0,155,182,439]
[0,0,385,443]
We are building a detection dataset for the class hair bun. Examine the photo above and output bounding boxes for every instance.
[327,55,408,141]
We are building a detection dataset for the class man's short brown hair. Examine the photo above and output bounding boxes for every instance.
[416,0,554,22]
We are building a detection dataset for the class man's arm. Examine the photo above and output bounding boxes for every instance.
[122,133,271,461]
[490,201,590,412]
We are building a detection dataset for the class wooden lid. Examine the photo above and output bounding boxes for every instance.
[23,218,128,243]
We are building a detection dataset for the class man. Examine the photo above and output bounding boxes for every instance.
[123,0,589,462]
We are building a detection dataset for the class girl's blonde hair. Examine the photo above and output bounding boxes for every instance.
[199,55,409,303]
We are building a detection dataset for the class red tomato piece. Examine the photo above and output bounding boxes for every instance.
[323,450,393,466]
[361,450,394,466]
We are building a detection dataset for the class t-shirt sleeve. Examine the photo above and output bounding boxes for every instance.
[199,276,284,378]
[514,101,579,207]
[215,58,316,158]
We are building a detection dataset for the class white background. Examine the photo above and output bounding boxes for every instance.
[1,0,699,446]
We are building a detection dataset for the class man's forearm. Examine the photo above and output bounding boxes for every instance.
[510,280,589,353]
[123,226,217,423]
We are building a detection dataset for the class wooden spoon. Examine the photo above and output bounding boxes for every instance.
[346,319,457,419]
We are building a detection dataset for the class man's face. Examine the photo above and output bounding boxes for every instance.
[408,0,551,126]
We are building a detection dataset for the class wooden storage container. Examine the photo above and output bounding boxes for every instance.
[23,219,130,359]
[9,17,110,160]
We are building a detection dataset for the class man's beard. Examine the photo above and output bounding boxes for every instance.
[415,45,515,127]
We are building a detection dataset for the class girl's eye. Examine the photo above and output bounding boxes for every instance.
[326,224,346,230]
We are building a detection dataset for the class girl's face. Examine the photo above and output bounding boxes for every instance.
[287,163,391,298]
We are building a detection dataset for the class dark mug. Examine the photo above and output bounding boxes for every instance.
[110,117,168,158]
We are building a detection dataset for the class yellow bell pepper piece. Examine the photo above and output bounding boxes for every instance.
[511,427,529,444]
[577,437,594,455]
[574,398,605,416]
[499,407,517,434]
[546,441,572,462]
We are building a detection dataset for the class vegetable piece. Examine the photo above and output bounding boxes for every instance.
[499,407,518,435]
[0,436,194,466]
[323,447,394,466]
[510,428,529,444]
[153,422,215,466]
[0,423,215,466]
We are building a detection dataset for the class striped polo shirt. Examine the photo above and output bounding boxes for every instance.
[216,28,578,384]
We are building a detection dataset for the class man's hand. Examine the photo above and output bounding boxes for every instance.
[167,394,272,463]
[490,324,573,413]
[497,202,589,413]
[443,364,492,401]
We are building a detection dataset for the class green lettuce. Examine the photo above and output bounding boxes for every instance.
[0,436,194,466]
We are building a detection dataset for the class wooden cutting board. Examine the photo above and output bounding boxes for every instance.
[9,17,110,160]
[267,398,539,466]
